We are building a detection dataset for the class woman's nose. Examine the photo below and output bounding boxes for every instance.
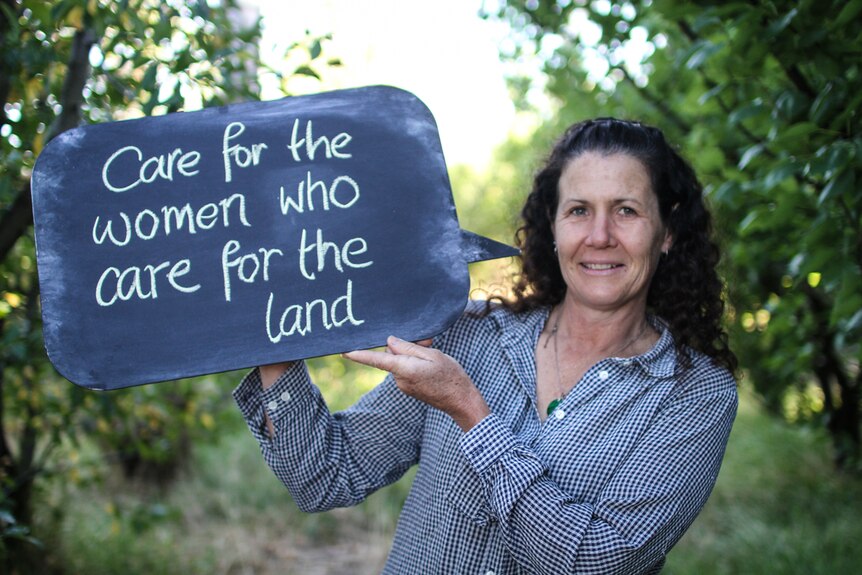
[585,213,614,247]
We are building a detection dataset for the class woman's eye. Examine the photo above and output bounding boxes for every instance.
[570,206,587,216]
[618,206,637,216]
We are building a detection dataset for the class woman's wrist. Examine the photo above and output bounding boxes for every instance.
[259,362,293,390]
[452,393,491,433]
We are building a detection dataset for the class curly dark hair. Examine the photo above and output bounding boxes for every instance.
[501,118,737,374]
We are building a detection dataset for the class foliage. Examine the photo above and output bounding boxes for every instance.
[0,0,334,570]
[665,387,862,574]
[34,389,862,574]
[485,0,862,468]
[47,381,410,575]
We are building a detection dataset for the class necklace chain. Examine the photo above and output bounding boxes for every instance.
[544,309,648,416]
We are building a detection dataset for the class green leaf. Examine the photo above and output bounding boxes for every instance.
[698,83,725,106]
[763,161,798,190]
[771,122,818,145]
[686,40,723,70]
[773,90,808,121]
[293,65,320,79]
[711,181,741,205]
[810,83,836,125]
[845,309,862,334]
[729,99,766,125]
[767,8,798,38]
[310,39,322,60]
[833,0,862,28]
[739,211,759,233]
[738,144,765,169]
[141,63,158,93]
[818,168,855,206]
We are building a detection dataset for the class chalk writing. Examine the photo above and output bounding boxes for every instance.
[223,122,268,183]
[265,280,364,342]
[102,145,201,193]
[286,119,352,162]
[279,172,360,214]
[91,192,251,247]
[221,240,284,302]
[95,258,200,306]
[298,228,373,281]
[91,115,371,344]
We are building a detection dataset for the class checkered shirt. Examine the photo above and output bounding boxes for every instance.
[234,300,737,574]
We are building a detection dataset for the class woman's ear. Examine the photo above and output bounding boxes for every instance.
[661,229,673,254]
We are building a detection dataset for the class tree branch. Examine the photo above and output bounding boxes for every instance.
[0,0,21,125]
[782,63,817,99]
[0,180,32,264]
[48,26,96,139]
[0,25,95,263]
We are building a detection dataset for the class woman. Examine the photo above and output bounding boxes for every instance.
[234,118,738,574]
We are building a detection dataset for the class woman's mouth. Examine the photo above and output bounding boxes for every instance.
[582,263,623,271]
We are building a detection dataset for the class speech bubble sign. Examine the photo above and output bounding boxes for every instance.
[31,86,517,390]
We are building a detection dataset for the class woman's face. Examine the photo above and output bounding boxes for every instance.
[553,151,671,315]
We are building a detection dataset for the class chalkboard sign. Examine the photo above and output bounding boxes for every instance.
[31,86,517,390]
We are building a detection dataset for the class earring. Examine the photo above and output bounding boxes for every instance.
[553,241,558,254]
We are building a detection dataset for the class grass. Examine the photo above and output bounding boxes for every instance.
[664,385,862,574]
[38,384,862,574]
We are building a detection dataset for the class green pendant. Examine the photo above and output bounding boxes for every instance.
[547,398,561,416]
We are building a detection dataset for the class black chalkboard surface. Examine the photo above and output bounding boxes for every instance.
[31,86,517,390]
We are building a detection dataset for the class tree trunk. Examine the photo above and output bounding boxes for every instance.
[804,284,861,468]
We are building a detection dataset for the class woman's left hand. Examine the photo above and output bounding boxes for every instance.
[344,336,490,432]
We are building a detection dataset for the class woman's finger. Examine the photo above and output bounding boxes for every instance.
[343,348,399,372]
[386,336,436,361]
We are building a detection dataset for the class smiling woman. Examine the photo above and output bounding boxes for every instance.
[236,118,738,574]
[553,152,672,316]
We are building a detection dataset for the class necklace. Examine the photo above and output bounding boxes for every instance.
[544,310,649,416]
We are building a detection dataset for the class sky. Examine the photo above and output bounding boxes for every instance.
[250,0,517,168]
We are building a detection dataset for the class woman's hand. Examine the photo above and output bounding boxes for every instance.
[344,337,490,432]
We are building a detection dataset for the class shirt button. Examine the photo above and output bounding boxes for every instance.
[554,408,566,420]
[485,571,496,575]
[598,370,609,380]
[280,390,291,402]
[266,400,279,411]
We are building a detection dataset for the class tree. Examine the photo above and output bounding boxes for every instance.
[484,0,862,468]
[0,0,332,570]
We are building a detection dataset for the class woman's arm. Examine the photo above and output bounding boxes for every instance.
[462,375,737,574]
[233,359,427,512]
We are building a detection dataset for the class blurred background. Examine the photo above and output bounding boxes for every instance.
[1,0,860,573]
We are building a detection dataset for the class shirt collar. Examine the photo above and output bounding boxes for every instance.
[624,315,677,379]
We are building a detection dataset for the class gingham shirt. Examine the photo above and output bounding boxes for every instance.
[234,301,737,574]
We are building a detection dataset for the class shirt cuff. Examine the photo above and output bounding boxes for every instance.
[233,362,312,439]
[459,413,520,474]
